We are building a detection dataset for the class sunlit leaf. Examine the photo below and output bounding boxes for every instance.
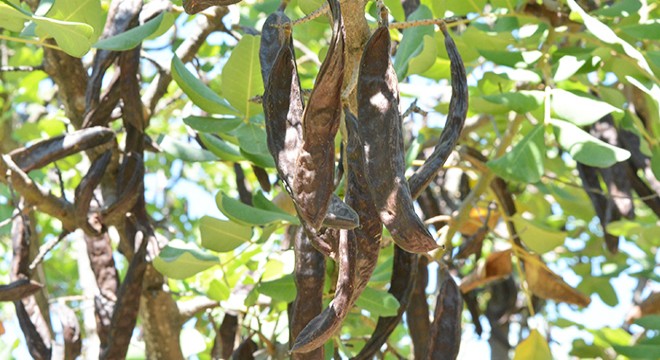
[511,214,566,254]
[153,240,218,279]
[551,119,631,167]
[257,274,296,303]
[567,0,654,77]
[171,55,238,115]
[207,278,230,301]
[551,89,622,126]
[488,124,545,183]
[198,133,244,162]
[393,5,434,79]
[220,35,263,119]
[94,13,165,50]
[216,192,299,226]
[355,287,400,317]
[513,330,552,360]
[199,215,252,253]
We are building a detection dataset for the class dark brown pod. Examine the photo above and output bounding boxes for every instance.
[260,6,358,230]
[183,0,241,14]
[344,108,383,298]
[75,151,112,234]
[293,0,345,230]
[356,26,437,253]
[428,267,463,360]
[9,127,115,173]
[352,247,418,359]
[290,227,325,359]
[0,279,43,302]
[408,22,468,200]
[291,229,356,353]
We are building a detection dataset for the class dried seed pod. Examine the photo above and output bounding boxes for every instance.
[75,151,112,234]
[408,22,468,200]
[353,247,418,359]
[291,229,356,353]
[356,26,437,253]
[0,279,43,302]
[407,256,431,359]
[260,7,357,230]
[428,267,463,360]
[9,127,115,172]
[100,232,149,360]
[290,227,325,359]
[344,108,382,297]
[293,0,345,230]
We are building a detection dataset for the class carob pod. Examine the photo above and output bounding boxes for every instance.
[289,108,383,353]
[292,0,345,231]
[260,8,358,231]
[427,267,463,360]
[75,151,112,234]
[291,229,357,353]
[0,279,43,302]
[407,256,431,359]
[353,247,418,360]
[290,227,326,359]
[408,22,468,200]
[354,22,468,354]
[356,25,437,253]
[9,127,115,173]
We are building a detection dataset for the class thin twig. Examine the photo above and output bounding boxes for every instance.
[29,230,71,270]
[0,65,44,72]
[292,2,329,26]
[389,16,469,30]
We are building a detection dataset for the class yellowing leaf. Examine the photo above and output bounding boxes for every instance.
[511,214,566,254]
[519,250,591,307]
[513,330,552,360]
[460,250,512,293]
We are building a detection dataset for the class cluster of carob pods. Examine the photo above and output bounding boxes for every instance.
[259,0,468,355]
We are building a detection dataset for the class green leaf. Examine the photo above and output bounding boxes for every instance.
[94,12,164,50]
[511,213,566,254]
[621,23,660,41]
[613,344,660,359]
[551,119,631,167]
[355,287,400,317]
[566,0,654,77]
[488,125,545,183]
[43,0,104,39]
[553,55,587,82]
[0,1,29,32]
[198,133,244,162]
[171,55,238,115]
[551,89,622,126]
[257,274,296,303]
[635,315,660,330]
[482,90,544,114]
[220,35,263,119]
[215,192,299,226]
[240,148,276,168]
[207,278,230,301]
[158,135,218,162]
[252,191,288,215]
[478,49,542,68]
[199,215,252,253]
[232,122,269,155]
[578,277,618,307]
[183,116,243,133]
[393,5,434,79]
[407,34,437,76]
[513,330,552,360]
[153,240,218,279]
[33,16,95,57]
[383,0,405,22]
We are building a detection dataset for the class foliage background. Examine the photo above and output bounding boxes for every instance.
[0,0,659,359]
